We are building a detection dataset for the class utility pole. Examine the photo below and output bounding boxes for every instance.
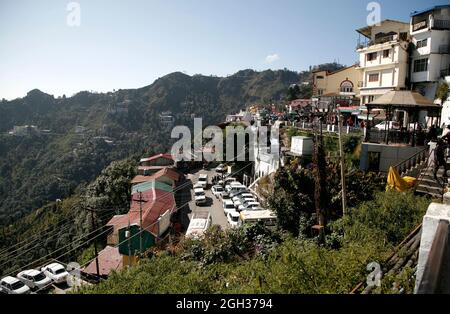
[84,207,100,278]
[337,108,348,216]
[126,218,132,268]
[132,191,147,254]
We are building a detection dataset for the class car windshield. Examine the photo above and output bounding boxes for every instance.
[33,272,46,281]
[54,268,66,275]
[11,281,25,290]
[195,191,205,196]
[215,187,223,191]
[231,216,239,222]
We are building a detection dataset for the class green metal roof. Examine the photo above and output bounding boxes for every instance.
[132,180,173,194]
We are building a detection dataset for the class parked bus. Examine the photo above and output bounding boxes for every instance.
[238,210,277,227]
[185,211,212,238]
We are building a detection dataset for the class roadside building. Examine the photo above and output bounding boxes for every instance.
[410,5,450,101]
[356,20,411,106]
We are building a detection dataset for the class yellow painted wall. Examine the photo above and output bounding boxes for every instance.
[313,65,363,97]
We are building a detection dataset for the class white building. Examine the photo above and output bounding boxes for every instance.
[410,5,450,100]
[356,20,411,106]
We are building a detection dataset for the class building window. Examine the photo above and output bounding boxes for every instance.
[368,73,379,82]
[367,52,377,61]
[318,89,324,96]
[316,75,324,79]
[413,58,428,72]
[340,80,354,93]
[383,49,390,58]
[416,39,427,48]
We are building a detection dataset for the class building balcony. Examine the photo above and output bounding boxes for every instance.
[433,19,450,30]
[440,68,450,78]
[356,34,402,50]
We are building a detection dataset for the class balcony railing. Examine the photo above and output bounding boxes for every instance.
[356,34,399,49]
[433,19,450,30]
[416,220,449,294]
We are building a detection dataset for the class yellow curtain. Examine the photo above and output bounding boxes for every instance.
[386,166,417,192]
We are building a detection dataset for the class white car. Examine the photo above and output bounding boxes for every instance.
[232,195,255,204]
[193,182,203,189]
[215,164,226,173]
[17,269,52,290]
[41,263,69,284]
[198,174,208,189]
[227,211,240,228]
[211,185,224,198]
[223,200,235,215]
[0,276,31,294]
[238,201,261,212]
[194,188,207,206]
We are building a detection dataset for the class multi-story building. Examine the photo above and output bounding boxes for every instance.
[410,5,450,100]
[356,20,411,106]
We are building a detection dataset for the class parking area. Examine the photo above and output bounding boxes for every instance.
[185,168,229,230]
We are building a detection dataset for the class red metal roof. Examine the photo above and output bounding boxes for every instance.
[106,188,175,236]
[82,246,122,276]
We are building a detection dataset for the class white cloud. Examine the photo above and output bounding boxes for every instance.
[265,53,280,64]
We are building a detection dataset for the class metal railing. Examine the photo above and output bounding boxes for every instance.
[433,19,450,30]
[417,220,449,294]
[393,147,428,176]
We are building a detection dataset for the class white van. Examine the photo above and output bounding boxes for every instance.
[186,211,212,238]
[238,210,277,227]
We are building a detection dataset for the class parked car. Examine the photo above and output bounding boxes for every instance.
[223,200,235,215]
[221,191,230,201]
[17,269,52,290]
[211,185,224,198]
[198,174,208,189]
[215,164,226,173]
[194,188,207,206]
[238,201,261,212]
[374,121,400,130]
[0,276,31,294]
[227,211,240,228]
[193,182,203,189]
[41,263,69,284]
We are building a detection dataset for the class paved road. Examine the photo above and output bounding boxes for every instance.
[184,168,229,230]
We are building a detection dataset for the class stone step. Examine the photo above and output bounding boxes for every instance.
[415,189,443,199]
[417,184,444,193]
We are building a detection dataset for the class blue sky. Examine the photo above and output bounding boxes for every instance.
[0,0,447,99]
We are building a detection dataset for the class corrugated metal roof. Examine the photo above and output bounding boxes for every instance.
[83,246,122,276]
[132,180,173,194]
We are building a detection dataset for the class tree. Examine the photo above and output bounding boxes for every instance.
[436,82,449,105]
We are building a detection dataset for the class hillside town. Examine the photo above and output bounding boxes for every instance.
[2,3,450,296]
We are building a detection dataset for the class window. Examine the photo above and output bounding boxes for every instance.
[413,58,428,72]
[416,39,428,48]
[316,75,324,79]
[368,73,379,82]
[367,52,377,61]
[340,80,354,93]
[383,49,390,58]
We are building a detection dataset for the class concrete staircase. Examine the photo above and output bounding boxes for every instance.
[393,146,446,199]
